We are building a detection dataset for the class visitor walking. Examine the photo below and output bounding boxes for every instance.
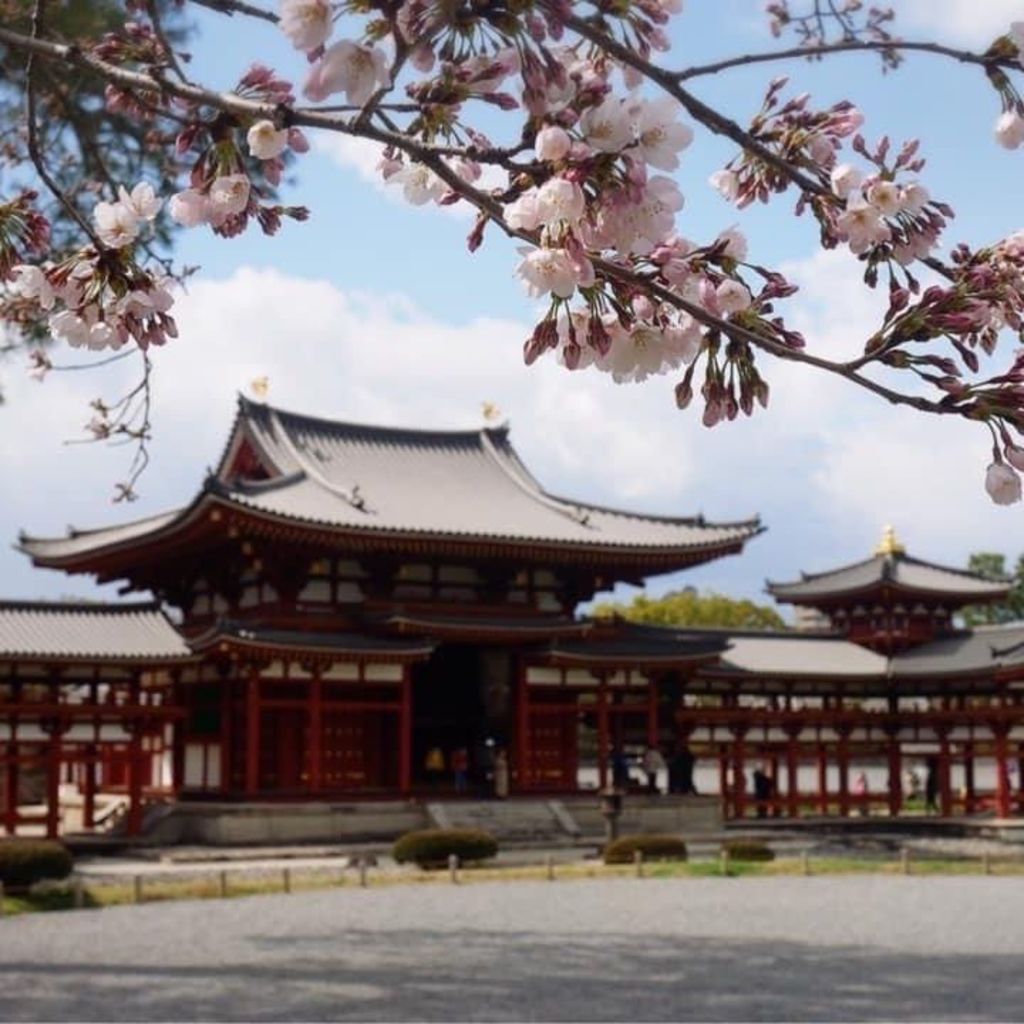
[853,770,869,816]
[451,746,469,795]
[611,747,630,791]
[494,749,509,799]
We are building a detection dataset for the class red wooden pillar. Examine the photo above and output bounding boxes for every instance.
[46,728,62,839]
[399,670,412,796]
[307,671,323,793]
[5,741,19,835]
[245,670,261,796]
[717,744,729,816]
[817,743,829,815]
[837,732,851,817]
[995,730,1012,819]
[126,724,144,837]
[220,680,233,795]
[515,663,530,793]
[785,731,799,818]
[938,732,953,817]
[647,675,659,749]
[82,744,97,830]
[963,741,976,814]
[597,674,609,791]
[886,733,902,817]
[731,729,747,819]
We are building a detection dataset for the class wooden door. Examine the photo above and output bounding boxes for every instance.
[529,711,577,791]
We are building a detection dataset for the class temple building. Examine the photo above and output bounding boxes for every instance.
[3,396,1024,839]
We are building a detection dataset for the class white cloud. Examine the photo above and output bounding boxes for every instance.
[897,0,1020,47]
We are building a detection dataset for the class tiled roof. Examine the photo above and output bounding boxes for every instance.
[20,396,761,566]
[710,632,888,678]
[0,601,190,662]
[189,620,434,659]
[768,552,1009,604]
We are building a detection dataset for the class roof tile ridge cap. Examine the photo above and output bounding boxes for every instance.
[18,505,185,546]
[0,597,161,613]
[478,429,595,527]
[776,553,884,587]
[266,408,371,513]
[902,553,1013,586]
[212,393,249,478]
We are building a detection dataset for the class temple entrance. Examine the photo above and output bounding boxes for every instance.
[412,645,489,793]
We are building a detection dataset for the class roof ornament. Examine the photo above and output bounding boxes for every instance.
[349,484,367,511]
[249,376,270,401]
[481,401,503,425]
[875,524,906,557]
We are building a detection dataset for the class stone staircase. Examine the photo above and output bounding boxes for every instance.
[426,799,582,845]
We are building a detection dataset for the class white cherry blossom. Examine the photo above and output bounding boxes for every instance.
[534,178,585,227]
[709,169,739,201]
[169,189,210,227]
[515,248,578,299]
[11,264,54,310]
[208,175,251,221]
[117,182,162,222]
[93,199,140,248]
[389,164,446,206]
[247,120,289,160]
[716,279,753,315]
[830,163,863,199]
[866,180,901,217]
[580,97,633,153]
[279,0,333,52]
[304,40,389,105]
[836,196,891,254]
[632,97,693,171]
[535,125,572,163]
[995,110,1024,150]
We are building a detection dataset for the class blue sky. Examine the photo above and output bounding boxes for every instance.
[1,0,1023,614]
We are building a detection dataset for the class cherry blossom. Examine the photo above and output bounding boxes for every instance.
[986,461,1022,505]
[247,120,290,161]
[535,126,572,163]
[279,0,333,53]
[516,248,579,299]
[304,41,389,105]
[93,200,139,249]
[995,110,1024,150]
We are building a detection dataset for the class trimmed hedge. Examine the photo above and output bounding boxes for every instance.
[0,840,73,891]
[721,839,775,863]
[604,834,688,865]
[392,829,498,868]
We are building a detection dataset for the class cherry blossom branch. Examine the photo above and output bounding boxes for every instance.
[188,0,278,24]
[678,38,1018,81]
[556,7,826,198]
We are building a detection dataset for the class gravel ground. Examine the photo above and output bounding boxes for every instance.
[1,876,1023,1021]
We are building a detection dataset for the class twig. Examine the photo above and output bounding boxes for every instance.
[188,0,278,24]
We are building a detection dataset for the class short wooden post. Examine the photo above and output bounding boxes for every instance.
[801,850,810,876]
[545,854,555,881]
[0,880,5,916]
[73,877,86,909]
[982,852,992,876]
[448,853,459,884]
[133,874,143,904]
[900,848,910,875]
[634,848,644,878]
[219,870,228,899]
[282,867,292,894]
[719,847,729,877]
[358,858,368,888]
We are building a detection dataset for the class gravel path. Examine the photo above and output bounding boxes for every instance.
[1,876,1023,1021]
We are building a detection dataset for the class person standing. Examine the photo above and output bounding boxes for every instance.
[642,745,666,795]
[494,749,510,799]
[451,746,469,795]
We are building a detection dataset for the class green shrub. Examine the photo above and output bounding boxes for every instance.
[392,829,498,868]
[722,840,775,862]
[604,834,688,865]
[0,840,73,891]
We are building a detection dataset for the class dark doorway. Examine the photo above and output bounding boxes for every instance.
[412,645,487,793]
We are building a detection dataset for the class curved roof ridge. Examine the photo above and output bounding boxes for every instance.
[477,429,596,528]
[767,553,883,589]
[240,392,508,445]
[900,552,1013,584]
[17,505,185,548]
[0,598,162,613]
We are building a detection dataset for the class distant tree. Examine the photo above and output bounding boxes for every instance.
[962,552,1024,626]
[595,588,786,631]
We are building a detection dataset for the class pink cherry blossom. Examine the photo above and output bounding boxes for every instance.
[389,164,446,206]
[633,97,693,171]
[534,177,585,228]
[535,125,572,162]
[279,0,333,53]
[515,248,578,299]
[11,264,54,310]
[716,279,753,315]
[866,180,901,216]
[169,189,210,227]
[986,461,1022,505]
[580,97,633,153]
[93,199,140,248]
[304,40,389,105]
[208,175,251,221]
[836,196,891,254]
[117,182,162,221]
[709,170,739,201]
